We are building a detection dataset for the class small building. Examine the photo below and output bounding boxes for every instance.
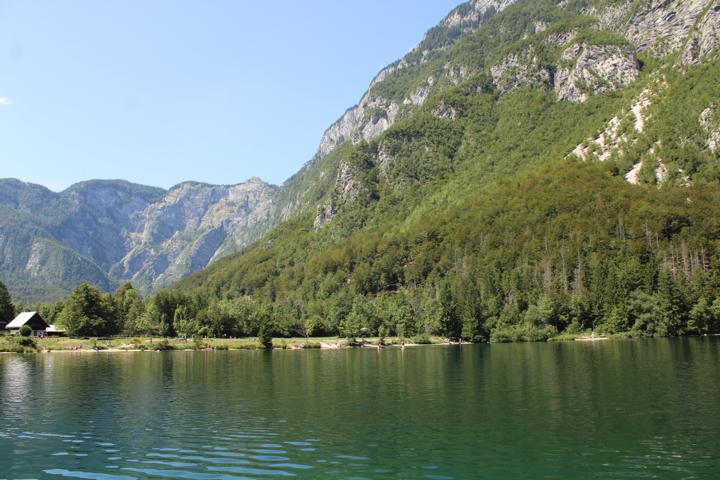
[5,312,49,337]
[45,324,67,337]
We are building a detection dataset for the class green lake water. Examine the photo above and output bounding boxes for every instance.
[0,339,718,479]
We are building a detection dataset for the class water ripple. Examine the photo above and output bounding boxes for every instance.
[45,469,137,480]
[4,343,720,479]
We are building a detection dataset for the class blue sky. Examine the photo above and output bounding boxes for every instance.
[0,0,460,191]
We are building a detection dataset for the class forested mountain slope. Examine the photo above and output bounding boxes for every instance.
[165,0,720,341]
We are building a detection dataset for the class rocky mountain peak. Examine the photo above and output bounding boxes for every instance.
[316,0,518,159]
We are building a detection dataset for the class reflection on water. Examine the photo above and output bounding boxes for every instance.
[2,357,33,421]
[0,339,719,479]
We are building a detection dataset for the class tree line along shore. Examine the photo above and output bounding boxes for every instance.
[2,246,720,355]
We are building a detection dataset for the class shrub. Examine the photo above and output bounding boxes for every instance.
[2,343,25,353]
[154,339,174,351]
[378,324,389,345]
[490,324,557,343]
[413,333,432,344]
[257,322,273,349]
[18,325,32,337]
[16,336,36,348]
[192,336,206,350]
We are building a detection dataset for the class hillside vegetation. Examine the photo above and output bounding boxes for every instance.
[22,0,720,342]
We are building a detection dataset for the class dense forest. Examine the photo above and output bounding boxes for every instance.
[6,0,720,343]
[14,160,720,343]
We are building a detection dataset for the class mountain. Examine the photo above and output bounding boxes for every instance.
[316,0,518,158]
[8,0,720,346]
[109,178,277,293]
[168,0,720,341]
[0,0,518,303]
[269,0,523,224]
[0,177,276,301]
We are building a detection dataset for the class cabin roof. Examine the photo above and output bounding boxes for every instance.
[6,311,42,329]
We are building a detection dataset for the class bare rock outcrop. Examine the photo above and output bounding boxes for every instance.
[490,48,551,94]
[700,107,720,153]
[313,202,335,230]
[444,0,517,31]
[625,161,643,185]
[316,0,517,158]
[115,178,277,291]
[624,0,708,55]
[572,87,656,161]
[313,161,370,230]
[681,2,720,64]
[490,40,639,103]
[433,102,459,120]
[587,0,711,57]
[555,44,639,103]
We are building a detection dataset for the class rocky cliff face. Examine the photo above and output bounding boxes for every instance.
[588,0,719,58]
[489,31,639,102]
[0,177,276,300]
[623,0,709,55]
[56,180,167,269]
[554,43,639,103]
[114,178,276,292]
[490,47,552,94]
[700,106,720,153]
[681,2,720,65]
[317,0,517,158]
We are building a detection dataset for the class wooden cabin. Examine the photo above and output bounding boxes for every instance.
[5,312,49,337]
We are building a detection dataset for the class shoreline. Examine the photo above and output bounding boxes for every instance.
[2,333,718,354]
[32,342,434,354]
[0,336,460,354]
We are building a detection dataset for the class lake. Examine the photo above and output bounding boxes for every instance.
[0,339,718,479]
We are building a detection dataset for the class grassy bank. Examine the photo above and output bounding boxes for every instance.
[5,331,699,353]
[0,335,450,353]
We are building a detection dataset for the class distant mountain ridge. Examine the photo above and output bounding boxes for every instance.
[0,177,276,301]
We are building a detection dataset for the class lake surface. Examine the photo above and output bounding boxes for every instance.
[0,339,718,479]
